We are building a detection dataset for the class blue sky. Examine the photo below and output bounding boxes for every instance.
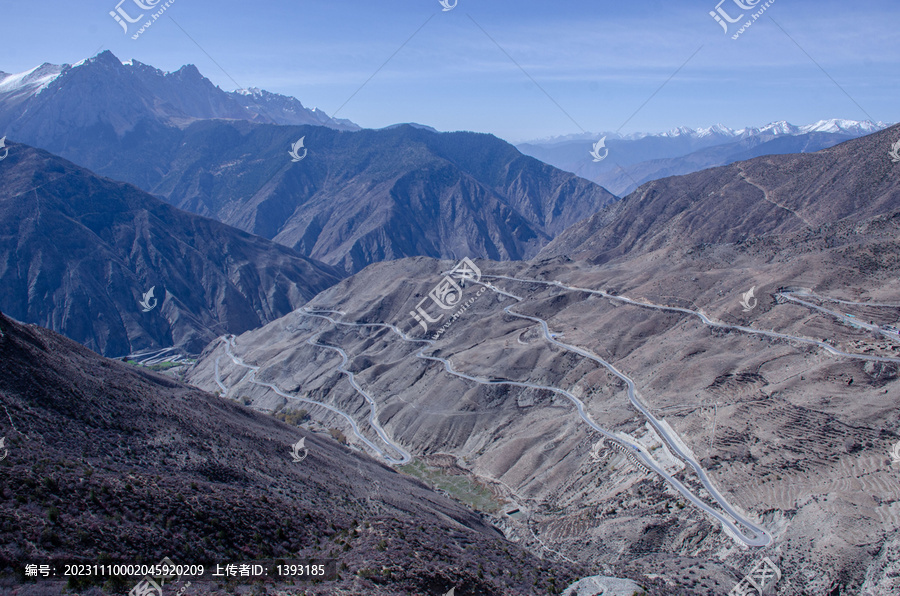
[2,0,898,142]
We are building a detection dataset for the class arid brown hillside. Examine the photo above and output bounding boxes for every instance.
[188,201,900,594]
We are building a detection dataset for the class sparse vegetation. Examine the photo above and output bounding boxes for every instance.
[275,408,310,426]
[398,460,503,513]
[329,428,348,444]
[147,361,181,371]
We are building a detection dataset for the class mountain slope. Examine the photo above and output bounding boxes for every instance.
[0,142,342,356]
[154,123,616,273]
[0,311,577,595]
[187,197,900,594]
[31,117,616,274]
[539,124,900,264]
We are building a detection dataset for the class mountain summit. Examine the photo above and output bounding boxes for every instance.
[0,50,359,136]
[0,53,616,275]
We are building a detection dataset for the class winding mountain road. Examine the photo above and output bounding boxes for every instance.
[215,275,898,548]
[485,275,900,364]
[218,334,409,464]
[778,291,900,344]
[305,332,412,464]
[297,303,772,547]
[476,281,773,547]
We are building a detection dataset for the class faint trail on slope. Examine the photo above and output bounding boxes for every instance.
[214,356,228,395]
[736,165,813,228]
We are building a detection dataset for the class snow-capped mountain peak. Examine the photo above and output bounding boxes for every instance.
[521,119,891,146]
[799,118,886,135]
[0,51,359,131]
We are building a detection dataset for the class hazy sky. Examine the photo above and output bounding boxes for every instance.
[2,0,897,142]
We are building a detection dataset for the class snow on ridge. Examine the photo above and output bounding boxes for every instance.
[798,118,888,135]
[0,63,65,95]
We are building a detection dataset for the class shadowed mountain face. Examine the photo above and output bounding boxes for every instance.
[143,123,617,273]
[0,311,578,595]
[0,144,342,357]
[539,124,900,264]
[0,53,616,275]
[29,118,616,274]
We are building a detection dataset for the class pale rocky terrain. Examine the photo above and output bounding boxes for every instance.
[188,130,900,595]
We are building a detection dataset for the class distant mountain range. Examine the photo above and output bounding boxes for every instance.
[519,119,892,196]
[0,143,342,357]
[539,123,900,263]
[0,52,616,274]
[526,119,888,145]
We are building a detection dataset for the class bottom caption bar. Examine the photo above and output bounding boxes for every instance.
[23,558,338,583]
